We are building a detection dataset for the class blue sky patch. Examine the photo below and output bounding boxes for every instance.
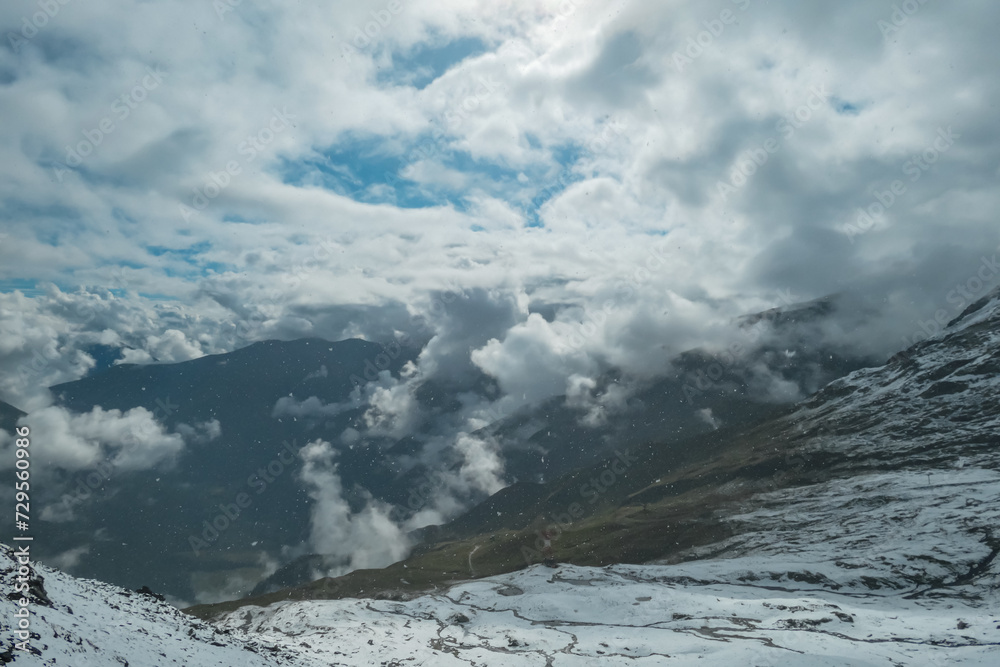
[280,134,441,208]
[146,241,211,258]
[0,278,41,295]
[144,242,234,277]
[832,97,862,115]
[377,36,488,89]
[283,129,603,227]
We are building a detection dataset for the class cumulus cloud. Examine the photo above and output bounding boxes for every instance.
[47,545,90,573]
[362,374,421,439]
[565,374,632,427]
[450,432,506,498]
[174,419,222,445]
[9,405,184,473]
[472,313,598,406]
[272,395,358,421]
[0,286,235,410]
[0,290,98,410]
[272,369,419,439]
[695,408,720,430]
[298,440,411,574]
[117,329,206,364]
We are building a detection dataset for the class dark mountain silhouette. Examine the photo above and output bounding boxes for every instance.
[0,399,25,434]
[32,337,418,603]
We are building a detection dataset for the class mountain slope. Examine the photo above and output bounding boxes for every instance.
[192,289,1000,638]
[0,544,306,666]
[8,291,1000,665]
[470,293,876,487]
[246,294,878,595]
[8,541,997,666]
[215,561,997,666]
[30,337,417,604]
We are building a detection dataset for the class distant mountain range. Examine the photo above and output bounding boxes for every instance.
[247,294,879,596]
[191,287,1000,621]
[4,288,998,665]
[27,338,418,602]
[11,295,880,603]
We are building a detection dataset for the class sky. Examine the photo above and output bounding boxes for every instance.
[2,0,1000,412]
[2,0,999,598]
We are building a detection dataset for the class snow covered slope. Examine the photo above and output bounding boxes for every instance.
[0,543,304,666]
[209,289,1000,665]
[216,560,997,666]
[5,290,1000,665]
[688,287,1000,594]
[6,541,996,666]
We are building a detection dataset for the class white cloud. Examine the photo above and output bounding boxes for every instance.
[10,405,185,473]
[400,159,470,190]
[119,329,205,364]
[272,395,358,421]
[47,545,90,573]
[362,376,420,439]
[471,313,599,405]
[174,419,222,445]
[451,432,505,497]
[695,408,720,430]
[298,440,411,574]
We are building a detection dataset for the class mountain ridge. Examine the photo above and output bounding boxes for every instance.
[190,288,1000,622]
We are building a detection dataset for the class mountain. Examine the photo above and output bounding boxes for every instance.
[465,293,876,488]
[7,541,995,666]
[28,294,876,604]
[7,290,1000,665]
[247,294,878,595]
[0,398,25,435]
[188,288,1000,665]
[0,544,303,666]
[30,337,418,604]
